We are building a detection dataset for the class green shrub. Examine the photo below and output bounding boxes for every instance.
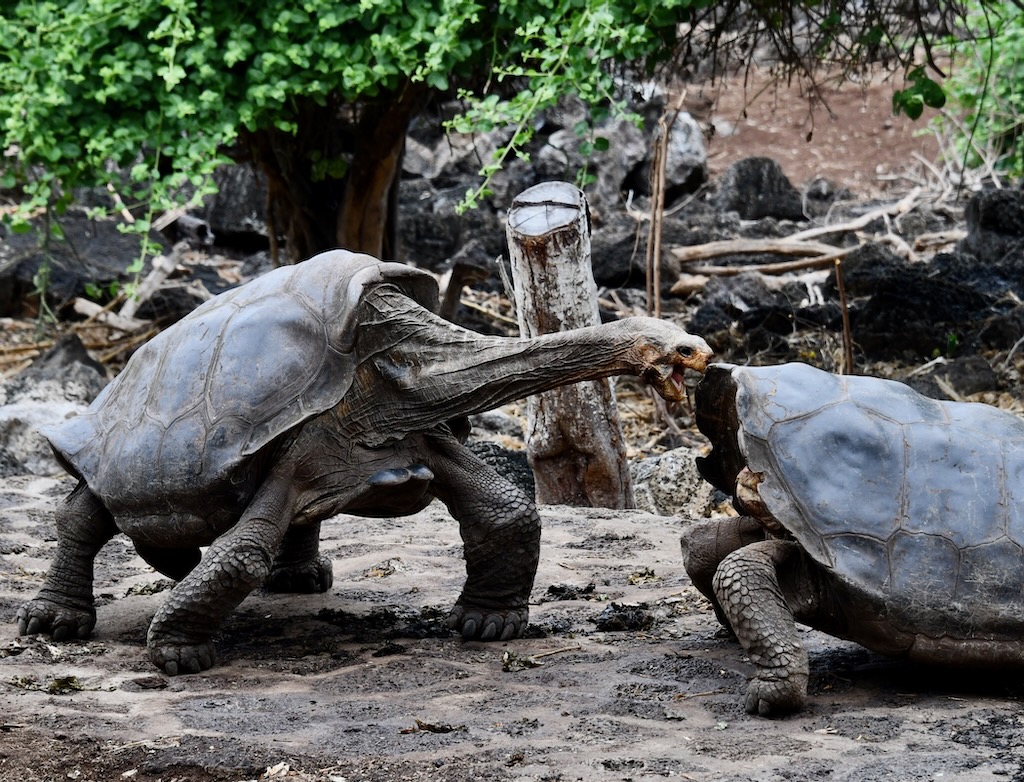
[936,1,1024,180]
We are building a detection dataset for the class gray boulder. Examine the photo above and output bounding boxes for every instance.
[631,446,712,518]
[0,334,107,477]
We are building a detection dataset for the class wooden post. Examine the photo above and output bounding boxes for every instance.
[505,181,635,509]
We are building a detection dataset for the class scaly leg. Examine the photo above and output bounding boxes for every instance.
[427,435,540,642]
[146,471,295,675]
[18,481,117,641]
[712,539,811,717]
[680,516,767,630]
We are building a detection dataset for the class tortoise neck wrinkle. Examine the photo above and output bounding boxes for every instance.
[353,286,634,426]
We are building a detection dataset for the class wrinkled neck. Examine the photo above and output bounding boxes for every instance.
[344,285,635,440]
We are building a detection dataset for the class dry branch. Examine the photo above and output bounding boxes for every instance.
[670,247,854,290]
[671,238,845,264]
[119,243,187,320]
[785,187,924,242]
[72,298,149,333]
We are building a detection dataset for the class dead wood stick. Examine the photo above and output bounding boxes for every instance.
[914,230,967,251]
[529,644,583,660]
[834,257,854,374]
[120,242,187,320]
[671,248,855,289]
[0,342,52,356]
[73,298,150,333]
[671,238,845,264]
[785,187,923,243]
[646,89,686,318]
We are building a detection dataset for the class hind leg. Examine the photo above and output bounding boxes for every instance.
[265,523,333,594]
[17,481,117,641]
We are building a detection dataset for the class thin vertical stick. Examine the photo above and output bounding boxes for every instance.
[646,89,687,319]
[834,257,854,374]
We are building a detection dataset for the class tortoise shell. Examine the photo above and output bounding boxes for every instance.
[696,362,1024,639]
[43,250,439,515]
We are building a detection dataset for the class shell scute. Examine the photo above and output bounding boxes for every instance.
[750,395,906,566]
[734,361,846,440]
[42,250,440,514]
[900,420,1007,548]
[713,361,1024,625]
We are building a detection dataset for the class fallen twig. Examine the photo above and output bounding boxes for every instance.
[529,644,583,660]
[785,187,924,243]
[120,242,187,320]
[671,238,844,264]
[913,230,967,252]
[72,298,149,334]
[670,247,854,289]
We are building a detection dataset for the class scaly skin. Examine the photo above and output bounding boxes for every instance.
[712,540,810,717]
[265,523,334,594]
[426,432,539,641]
[146,469,295,674]
[16,482,116,641]
[683,517,837,717]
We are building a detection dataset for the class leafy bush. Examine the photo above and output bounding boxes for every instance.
[0,0,974,264]
[935,1,1024,180]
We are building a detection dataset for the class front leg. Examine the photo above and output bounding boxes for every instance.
[147,472,295,674]
[428,437,539,642]
[712,539,810,717]
[680,516,767,629]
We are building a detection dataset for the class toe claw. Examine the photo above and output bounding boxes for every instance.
[480,619,499,641]
[449,601,529,641]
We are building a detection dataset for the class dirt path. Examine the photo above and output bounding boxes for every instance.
[2,475,1022,782]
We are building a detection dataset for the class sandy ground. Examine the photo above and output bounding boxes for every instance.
[2,473,1023,782]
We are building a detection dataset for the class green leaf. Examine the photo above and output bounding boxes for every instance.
[920,78,946,110]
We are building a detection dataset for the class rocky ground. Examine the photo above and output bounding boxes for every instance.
[2,69,1024,782]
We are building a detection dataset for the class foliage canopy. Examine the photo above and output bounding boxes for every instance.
[0,0,975,262]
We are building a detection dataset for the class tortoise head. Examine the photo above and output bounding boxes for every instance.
[629,318,714,402]
[693,364,747,495]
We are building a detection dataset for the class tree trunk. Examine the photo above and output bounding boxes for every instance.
[338,82,426,259]
[506,181,635,509]
[241,81,425,263]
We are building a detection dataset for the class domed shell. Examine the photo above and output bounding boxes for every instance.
[43,250,439,515]
[704,362,1024,637]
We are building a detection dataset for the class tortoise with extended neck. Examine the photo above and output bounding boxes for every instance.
[682,361,1024,716]
[18,249,712,674]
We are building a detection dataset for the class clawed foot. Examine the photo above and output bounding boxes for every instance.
[17,593,96,641]
[447,602,528,642]
[264,555,334,594]
[744,672,808,717]
[148,638,217,675]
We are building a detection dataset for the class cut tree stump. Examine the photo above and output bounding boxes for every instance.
[506,181,634,509]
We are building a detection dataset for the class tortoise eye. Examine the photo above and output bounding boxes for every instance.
[678,346,694,358]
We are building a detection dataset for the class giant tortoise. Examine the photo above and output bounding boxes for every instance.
[681,361,1024,716]
[18,249,712,674]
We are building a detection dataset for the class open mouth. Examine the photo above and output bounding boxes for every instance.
[650,364,688,401]
[670,365,687,396]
